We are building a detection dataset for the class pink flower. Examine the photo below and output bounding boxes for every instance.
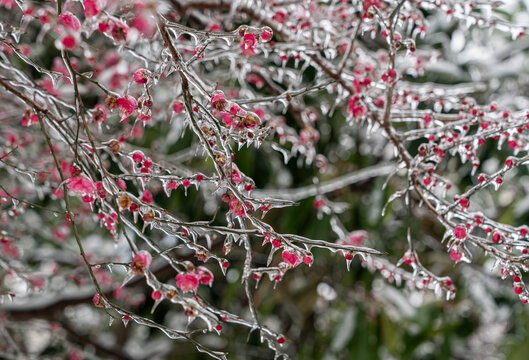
[242,33,257,48]
[229,198,246,217]
[208,23,221,32]
[93,293,104,307]
[261,29,272,42]
[39,79,60,97]
[492,232,502,243]
[83,0,101,18]
[28,276,45,289]
[58,12,80,32]
[0,0,15,9]
[82,195,94,203]
[67,176,95,194]
[21,113,38,127]
[346,231,368,246]
[221,112,235,127]
[241,45,256,57]
[450,248,462,262]
[348,96,366,118]
[454,226,466,239]
[132,68,150,85]
[1,238,20,258]
[196,266,214,286]
[211,91,226,110]
[95,181,106,198]
[141,189,152,204]
[176,273,199,293]
[98,21,109,33]
[282,251,300,266]
[229,103,240,115]
[60,35,78,50]
[110,20,129,42]
[173,100,184,113]
[231,168,242,184]
[130,15,156,38]
[313,196,326,209]
[272,11,286,24]
[131,250,152,274]
[92,104,107,124]
[132,151,144,163]
[151,290,162,300]
[116,96,137,122]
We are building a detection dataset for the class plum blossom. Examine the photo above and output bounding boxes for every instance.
[21,113,38,127]
[176,273,199,293]
[57,35,78,50]
[83,0,101,18]
[450,248,462,262]
[339,230,368,247]
[261,29,272,42]
[454,226,466,240]
[131,251,152,275]
[92,104,107,125]
[110,20,129,42]
[196,266,214,286]
[229,198,246,217]
[173,100,184,113]
[132,68,150,85]
[151,290,162,300]
[211,91,226,110]
[116,96,137,122]
[241,33,257,57]
[58,12,80,32]
[282,251,300,267]
[92,293,104,307]
[67,176,95,194]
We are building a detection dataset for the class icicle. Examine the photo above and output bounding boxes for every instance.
[120,271,135,288]
[345,258,352,271]
[151,299,163,314]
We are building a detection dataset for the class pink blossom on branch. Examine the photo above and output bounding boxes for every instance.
[176,273,199,293]
[58,12,80,32]
[83,0,101,18]
[66,176,95,194]
[131,251,152,275]
[116,95,137,122]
